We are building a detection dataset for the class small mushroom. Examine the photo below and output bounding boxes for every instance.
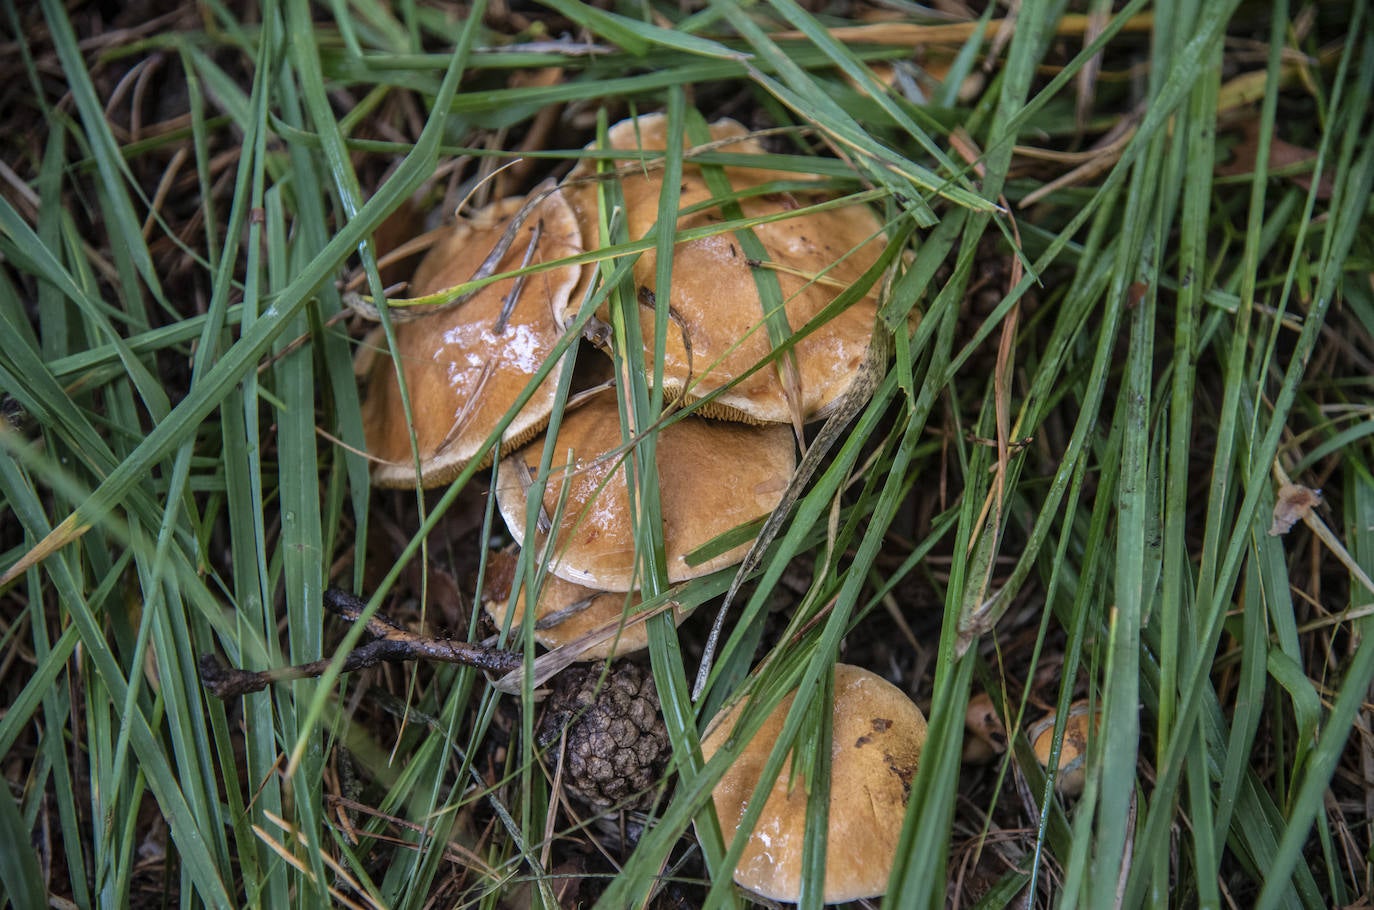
[561,113,889,425]
[356,191,583,487]
[495,391,795,591]
[1027,700,1097,797]
[697,664,928,903]
[962,691,1008,765]
[481,549,687,660]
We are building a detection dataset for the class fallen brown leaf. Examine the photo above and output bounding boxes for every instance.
[1269,482,1322,536]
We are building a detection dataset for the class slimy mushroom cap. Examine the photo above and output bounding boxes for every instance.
[562,113,888,425]
[357,191,582,487]
[494,391,795,591]
[1028,700,1098,797]
[698,663,928,903]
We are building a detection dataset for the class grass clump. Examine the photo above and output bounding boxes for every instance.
[1,1,1371,908]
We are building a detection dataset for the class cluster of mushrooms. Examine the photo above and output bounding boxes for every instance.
[355,112,915,902]
[353,113,1091,904]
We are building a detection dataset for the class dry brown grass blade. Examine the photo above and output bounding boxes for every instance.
[1017,53,1324,208]
[490,599,680,694]
[0,513,90,589]
[1017,114,1139,208]
[1075,4,1111,133]
[771,12,1156,48]
[947,127,1024,580]
[255,813,376,910]
[495,67,566,196]
[984,0,1021,73]
[327,795,502,879]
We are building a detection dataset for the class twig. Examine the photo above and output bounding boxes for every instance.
[199,589,522,699]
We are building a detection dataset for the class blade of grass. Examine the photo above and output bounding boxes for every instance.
[1081,7,1186,889]
[1128,13,1374,904]
[762,0,983,197]
[1246,19,1374,906]
[0,775,46,910]
[708,0,983,223]
[0,451,235,907]
[0,9,482,587]
[633,92,740,903]
[38,0,166,316]
[540,0,746,60]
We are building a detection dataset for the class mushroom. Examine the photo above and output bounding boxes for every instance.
[494,391,795,591]
[561,113,889,425]
[697,663,928,903]
[1027,700,1097,797]
[481,549,687,660]
[356,191,583,487]
[962,691,1008,765]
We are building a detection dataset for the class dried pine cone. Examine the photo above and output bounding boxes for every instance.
[540,663,671,811]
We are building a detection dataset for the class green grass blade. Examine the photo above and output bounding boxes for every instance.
[0,776,47,910]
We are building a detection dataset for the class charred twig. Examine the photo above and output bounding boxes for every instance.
[199,589,522,700]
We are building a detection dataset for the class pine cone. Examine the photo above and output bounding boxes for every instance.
[540,663,670,811]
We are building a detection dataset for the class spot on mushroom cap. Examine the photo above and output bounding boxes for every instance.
[356,192,583,488]
[494,391,795,591]
[698,663,928,903]
[561,113,889,425]
[482,551,689,660]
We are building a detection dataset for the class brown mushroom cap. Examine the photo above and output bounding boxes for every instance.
[494,391,795,591]
[562,113,888,425]
[356,192,582,487]
[1028,700,1097,797]
[481,550,687,660]
[697,663,928,903]
[962,692,1009,765]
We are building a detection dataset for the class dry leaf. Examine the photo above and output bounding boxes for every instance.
[1269,483,1322,536]
[1217,118,1334,199]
